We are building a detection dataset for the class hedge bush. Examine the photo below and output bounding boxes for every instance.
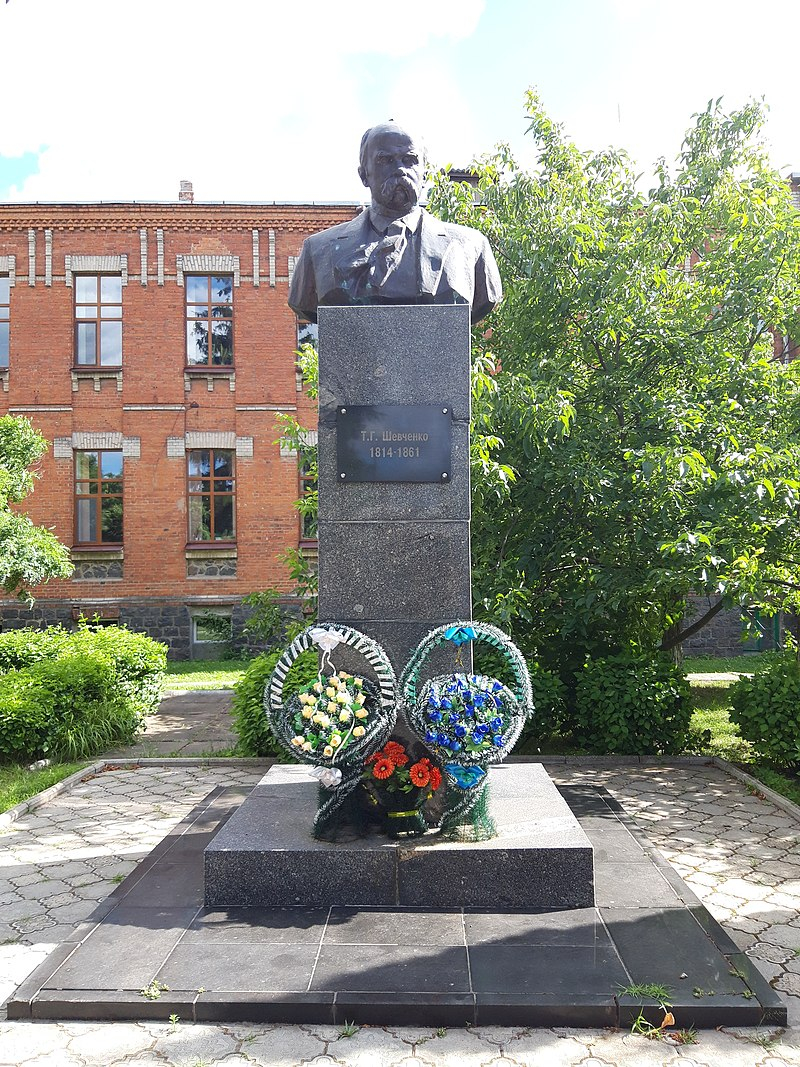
[231,648,319,757]
[0,654,138,761]
[0,623,167,762]
[573,653,692,756]
[729,652,800,766]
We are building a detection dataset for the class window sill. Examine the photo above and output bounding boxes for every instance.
[71,367,123,393]
[72,546,124,561]
[184,544,237,560]
[184,365,235,373]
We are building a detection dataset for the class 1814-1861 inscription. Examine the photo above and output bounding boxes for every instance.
[337,404,452,483]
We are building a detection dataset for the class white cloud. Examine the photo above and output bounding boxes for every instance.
[0,0,486,201]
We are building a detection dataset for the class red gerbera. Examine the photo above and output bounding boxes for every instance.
[383,740,409,766]
[372,757,395,780]
[409,761,431,788]
[429,767,442,791]
[364,752,380,765]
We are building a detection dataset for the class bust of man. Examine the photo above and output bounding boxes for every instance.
[288,122,502,325]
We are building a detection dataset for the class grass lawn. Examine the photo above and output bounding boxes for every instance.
[163,658,250,690]
[683,654,759,674]
[0,760,87,815]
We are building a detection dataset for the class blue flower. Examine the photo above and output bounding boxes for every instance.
[425,730,438,743]
[454,724,467,738]
[492,734,504,746]
[427,710,442,722]
[450,741,462,752]
[471,731,484,746]
[475,723,489,737]
[437,732,450,746]
[440,698,452,709]
[490,716,503,731]
[491,681,503,692]
[473,693,486,708]
[428,695,440,709]
[449,712,460,725]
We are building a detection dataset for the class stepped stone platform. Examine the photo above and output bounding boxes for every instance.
[204,764,594,909]
[7,770,786,1029]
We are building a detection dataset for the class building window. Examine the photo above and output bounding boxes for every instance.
[296,319,318,348]
[74,275,122,367]
[299,460,317,540]
[186,275,233,366]
[192,611,232,644]
[0,276,9,369]
[187,449,235,541]
[74,450,123,544]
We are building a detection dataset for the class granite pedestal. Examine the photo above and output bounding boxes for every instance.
[203,763,594,909]
[317,303,472,676]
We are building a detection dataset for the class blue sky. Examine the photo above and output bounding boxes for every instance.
[1,0,798,204]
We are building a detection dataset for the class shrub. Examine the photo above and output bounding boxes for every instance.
[0,654,138,761]
[518,662,568,747]
[61,624,167,717]
[0,626,66,671]
[573,653,692,756]
[232,648,319,757]
[729,652,800,766]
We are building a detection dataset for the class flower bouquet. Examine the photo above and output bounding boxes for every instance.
[265,624,396,838]
[400,621,532,840]
[362,740,443,837]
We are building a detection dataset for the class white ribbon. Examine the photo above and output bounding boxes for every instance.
[311,766,343,789]
[309,626,347,674]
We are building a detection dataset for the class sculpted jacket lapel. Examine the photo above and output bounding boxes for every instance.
[329,212,373,290]
[418,214,452,297]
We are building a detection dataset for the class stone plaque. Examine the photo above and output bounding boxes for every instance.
[337,403,452,483]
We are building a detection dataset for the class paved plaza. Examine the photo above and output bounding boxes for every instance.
[2,749,800,1064]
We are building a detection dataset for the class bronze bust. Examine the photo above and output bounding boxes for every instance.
[288,122,502,325]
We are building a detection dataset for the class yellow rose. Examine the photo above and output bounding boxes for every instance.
[354,677,363,688]
[339,710,352,722]
[355,693,366,705]
[354,709,368,719]
[302,741,313,752]
[302,708,313,720]
[291,735,304,747]
[313,682,323,693]
[325,686,336,698]
[352,725,365,738]
[327,701,338,714]
[336,692,349,703]
[323,745,334,758]
[330,734,342,748]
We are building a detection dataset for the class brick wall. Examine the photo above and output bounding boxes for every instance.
[0,201,357,655]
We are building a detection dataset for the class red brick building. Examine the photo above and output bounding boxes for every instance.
[0,196,357,657]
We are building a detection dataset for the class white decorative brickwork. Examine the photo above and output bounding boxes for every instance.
[252,229,260,287]
[72,431,123,450]
[166,436,185,458]
[176,254,240,288]
[288,255,297,283]
[28,229,35,286]
[139,229,148,286]
[53,437,73,460]
[0,256,16,286]
[121,437,141,459]
[65,255,128,288]
[235,436,254,458]
[280,427,317,459]
[156,229,164,286]
[185,431,237,449]
[269,229,276,287]
[44,230,52,286]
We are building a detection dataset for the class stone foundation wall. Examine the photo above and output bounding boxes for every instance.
[680,596,787,656]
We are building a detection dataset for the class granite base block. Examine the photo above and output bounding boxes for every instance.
[204,764,594,909]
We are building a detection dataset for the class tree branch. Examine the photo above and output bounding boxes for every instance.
[660,597,726,650]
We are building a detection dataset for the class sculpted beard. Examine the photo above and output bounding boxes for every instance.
[380,174,417,211]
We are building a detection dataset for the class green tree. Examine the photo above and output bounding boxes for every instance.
[0,416,73,602]
[428,92,800,673]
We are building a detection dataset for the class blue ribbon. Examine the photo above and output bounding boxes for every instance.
[444,625,476,646]
[444,763,486,789]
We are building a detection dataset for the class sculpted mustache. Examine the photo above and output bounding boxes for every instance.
[381,175,415,196]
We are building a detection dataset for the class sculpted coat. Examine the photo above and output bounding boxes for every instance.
[288,207,502,326]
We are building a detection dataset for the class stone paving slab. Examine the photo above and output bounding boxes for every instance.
[6,776,786,1030]
[1,759,800,1065]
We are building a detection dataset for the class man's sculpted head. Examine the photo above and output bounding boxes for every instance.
[358,123,425,218]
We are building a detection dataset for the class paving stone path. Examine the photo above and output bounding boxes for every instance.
[2,759,800,1065]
